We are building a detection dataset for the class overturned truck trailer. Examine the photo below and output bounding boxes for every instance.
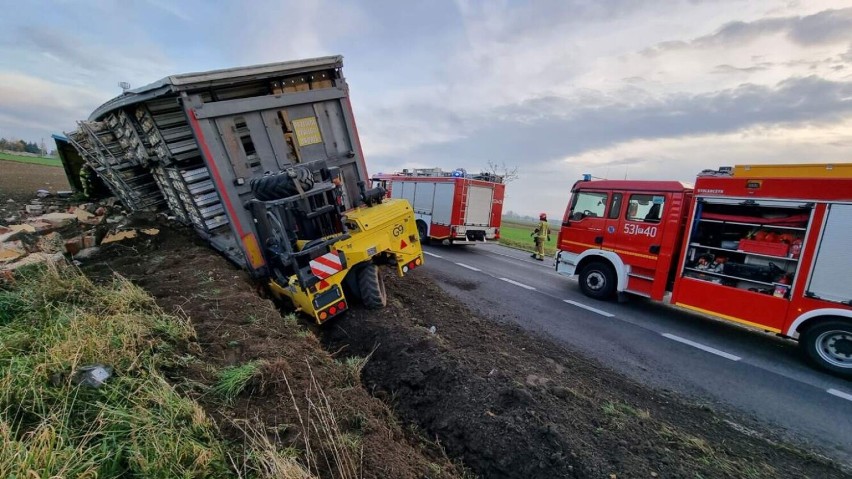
[59,56,424,322]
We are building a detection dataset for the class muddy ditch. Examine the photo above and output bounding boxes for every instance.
[70,218,846,479]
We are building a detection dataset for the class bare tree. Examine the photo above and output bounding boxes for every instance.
[484,160,519,183]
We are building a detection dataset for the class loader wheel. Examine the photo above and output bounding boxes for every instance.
[578,261,616,300]
[357,263,387,309]
[250,166,314,201]
[801,319,852,378]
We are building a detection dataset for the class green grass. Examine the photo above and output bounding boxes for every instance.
[340,354,371,387]
[0,262,315,479]
[213,361,263,403]
[0,151,62,168]
[499,219,558,256]
[0,262,232,478]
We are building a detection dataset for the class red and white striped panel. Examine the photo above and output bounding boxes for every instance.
[310,251,344,279]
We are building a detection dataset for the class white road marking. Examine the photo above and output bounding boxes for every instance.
[455,262,481,272]
[827,388,852,402]
[563,300,615,317]
[500,278,536,290]
[662,333,742,361]
[423,251,442,258]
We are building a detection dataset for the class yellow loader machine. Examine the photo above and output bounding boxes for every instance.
[58,56,423,323]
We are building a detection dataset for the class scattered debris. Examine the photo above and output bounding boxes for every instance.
[101,230,138,244]
[10,224,37,233]
[57,190,73,198]
[74,207,95,222]
[0,241,27,263]
[141,228,160,236]
[428,325,437,334]
[82,234,97,249]
[37,232,65,254]
[64,237,83,255]
[0,190,137,272]
[72,364,113,388]
[25,204,44,215]
[73,247,101,260]
[0,252,65,271]
[36,189,50,198]
[0,224,34,242]
[27,219,53,233]
[38,212,77,228]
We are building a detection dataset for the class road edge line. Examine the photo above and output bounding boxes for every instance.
[499,277,536,290]
[662,333,742,361]
[563,299,615,317]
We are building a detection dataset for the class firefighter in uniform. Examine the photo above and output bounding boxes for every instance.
[530,212,550,261]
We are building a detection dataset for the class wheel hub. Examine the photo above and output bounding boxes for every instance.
[586,271,605,291]
[817,330,852,368]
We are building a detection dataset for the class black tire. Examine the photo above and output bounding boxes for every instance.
[578,261,616,300]
[250,166,314,201]
[357,263,387,309]
[800,319,852,378]
[416,220,429,245]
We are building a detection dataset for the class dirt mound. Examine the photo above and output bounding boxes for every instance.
[324,269,846,479]
[80,224,464,479]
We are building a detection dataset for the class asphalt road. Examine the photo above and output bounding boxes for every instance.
[420,242,852,466]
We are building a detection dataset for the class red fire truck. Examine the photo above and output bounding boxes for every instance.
[555,165,852,377]
[372,169,505,245]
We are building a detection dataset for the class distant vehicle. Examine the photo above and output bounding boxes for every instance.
[555,164,852,377]
[373,168,505,245]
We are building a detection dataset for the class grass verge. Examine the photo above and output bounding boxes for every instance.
[0,152,63,168]
[499,219,558,256]
[0,262,313,478]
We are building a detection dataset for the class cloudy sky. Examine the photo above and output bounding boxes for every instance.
[1,1,851,216]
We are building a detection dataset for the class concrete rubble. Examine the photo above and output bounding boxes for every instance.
[0,191,149,281]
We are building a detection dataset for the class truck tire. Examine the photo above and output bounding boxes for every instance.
[251,167,314,201]
[416,220,429,245]
[800,319,852,378]
[578,261,616,300]
[357,263,387,309]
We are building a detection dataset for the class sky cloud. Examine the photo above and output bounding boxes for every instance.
[643,7,852,54]
[0,1,850,216]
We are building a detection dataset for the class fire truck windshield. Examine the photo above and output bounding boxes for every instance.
[569,191,608,220]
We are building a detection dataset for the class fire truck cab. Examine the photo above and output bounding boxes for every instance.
[556,168,852,377]
[555,179,693,301]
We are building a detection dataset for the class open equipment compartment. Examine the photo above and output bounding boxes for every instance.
[681,197,812,299]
